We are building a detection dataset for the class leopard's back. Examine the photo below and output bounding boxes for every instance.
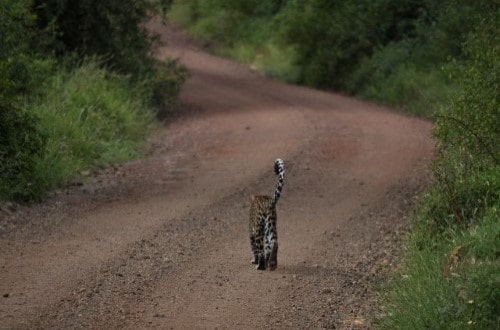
[249,195,274,231]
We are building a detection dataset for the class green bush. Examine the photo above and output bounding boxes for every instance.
[277,0,389,88]
[346,40,458,116]
[0,107,46,200]
[32,0,188,104]
[147,59,189,111]
[33,0,154,77]
[28,61,155,197]
[0,0,50,200]
[433,8,499,229]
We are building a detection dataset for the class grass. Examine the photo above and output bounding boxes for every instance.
[29,60,154,196]
[379,194,500,329]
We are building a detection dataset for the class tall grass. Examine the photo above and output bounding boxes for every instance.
[28,61,154,197]
[381,199,499,329]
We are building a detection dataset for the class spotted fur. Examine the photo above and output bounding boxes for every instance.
[249,159,285,270]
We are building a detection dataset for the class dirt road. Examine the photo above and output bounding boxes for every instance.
[0,18,433,329]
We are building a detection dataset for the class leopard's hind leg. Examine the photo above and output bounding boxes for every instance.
[250,225,266,270]
[267,242,278,271]
[264,217,278,271]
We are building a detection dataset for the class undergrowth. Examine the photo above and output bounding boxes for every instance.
[382,190,500,329]
[28,61,155,198]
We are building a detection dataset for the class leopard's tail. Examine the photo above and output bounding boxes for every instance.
[271,158,285,207]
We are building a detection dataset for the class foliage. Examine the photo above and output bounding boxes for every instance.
[347,46,457,116]
[0,0,48,200]
[432,8,499,229]
[380,8,500,329]
[33,0,153,78]
[277,0,388,89]
[0,0,33,97]
[143,59,189,111]
[30,0,188,106]
[0,107,47,200]
[154,0,175,16]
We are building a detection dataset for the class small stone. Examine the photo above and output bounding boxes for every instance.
[3,293,9,298]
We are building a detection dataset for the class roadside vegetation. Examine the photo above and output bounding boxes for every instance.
[0,0,186,200]
[381,11,499,328]
[167,0,491,117]
[168,1,499,328]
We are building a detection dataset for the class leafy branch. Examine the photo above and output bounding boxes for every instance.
[435,114,499,166]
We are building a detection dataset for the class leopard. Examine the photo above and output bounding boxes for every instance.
[249,158,285,271]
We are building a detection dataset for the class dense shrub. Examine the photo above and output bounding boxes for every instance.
[0,107,46,200]
[31,0,188,108]
[149,59,188,110]
[0,0,49,200]
[277,0,393,88]
[33,0,152,77]
[432,8,499,229]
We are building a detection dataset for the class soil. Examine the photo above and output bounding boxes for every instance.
[0,17,433,329]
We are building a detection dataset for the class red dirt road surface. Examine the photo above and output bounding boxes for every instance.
[0,18,433,329]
